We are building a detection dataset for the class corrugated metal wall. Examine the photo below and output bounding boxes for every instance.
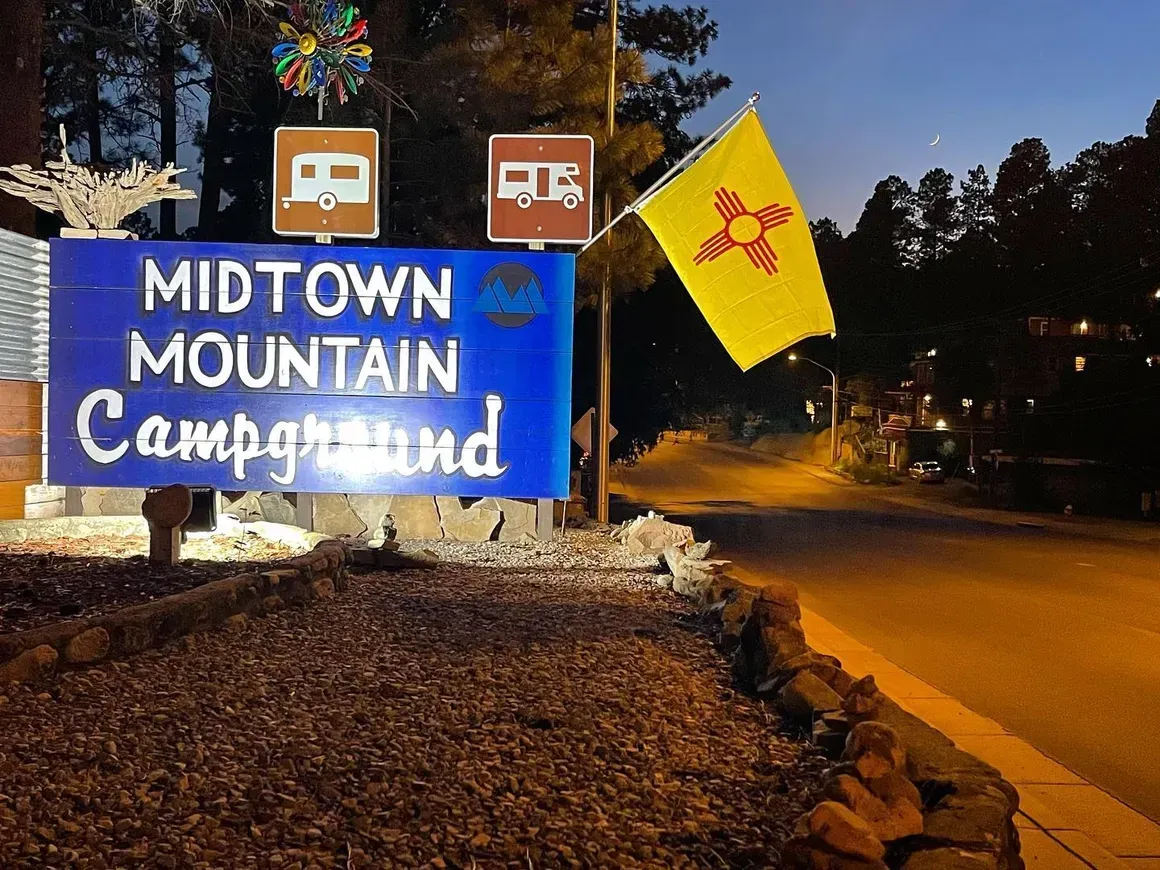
[0,228,52,520]
[0,229,49,381]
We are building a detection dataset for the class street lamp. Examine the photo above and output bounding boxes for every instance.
[789,352,839,463]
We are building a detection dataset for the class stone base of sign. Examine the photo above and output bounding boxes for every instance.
[0,538,350,684]
[56,487,557,543]
[308,494,548,543]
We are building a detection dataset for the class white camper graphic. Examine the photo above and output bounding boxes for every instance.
[496,161,585,210]
[281,152,371,212]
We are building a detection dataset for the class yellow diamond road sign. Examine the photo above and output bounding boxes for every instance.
[571,408,617,456]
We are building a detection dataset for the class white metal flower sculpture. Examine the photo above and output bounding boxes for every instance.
[0,127,196,230]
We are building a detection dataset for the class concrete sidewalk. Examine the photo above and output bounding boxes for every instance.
[800,607,1160,869]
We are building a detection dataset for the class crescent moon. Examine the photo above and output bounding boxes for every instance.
[930,134,941,146]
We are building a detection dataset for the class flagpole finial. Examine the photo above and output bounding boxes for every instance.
[749,92,761,105]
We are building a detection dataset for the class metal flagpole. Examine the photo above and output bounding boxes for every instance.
[592,0,618,524]
[578,92,761,256]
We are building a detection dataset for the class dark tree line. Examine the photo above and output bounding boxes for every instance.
[4,0,730,461]
[797,101,1160,463]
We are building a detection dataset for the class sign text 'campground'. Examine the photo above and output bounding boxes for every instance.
[49,239,575,497]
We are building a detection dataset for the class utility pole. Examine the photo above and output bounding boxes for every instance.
[592,0,618,524]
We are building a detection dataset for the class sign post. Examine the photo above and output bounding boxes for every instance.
[488,133,593,536]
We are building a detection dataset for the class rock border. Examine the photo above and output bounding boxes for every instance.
[616,515,1023,870]
[0,539,350,684]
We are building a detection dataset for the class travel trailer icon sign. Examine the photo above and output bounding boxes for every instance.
[488,134,594,245]
[273,126,379,239]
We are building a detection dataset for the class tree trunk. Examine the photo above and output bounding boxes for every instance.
[0,0,44,235]
[379,83,391,244]
[158,17,177,239]
[197,68,224,240]
[84,30,103,164]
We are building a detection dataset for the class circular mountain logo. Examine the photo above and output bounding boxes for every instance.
[474,263,547,328]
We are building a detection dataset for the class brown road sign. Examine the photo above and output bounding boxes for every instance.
[273,126,379,239]
[488,134,594,245]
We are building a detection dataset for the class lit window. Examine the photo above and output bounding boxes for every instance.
[1029,317,1048,336]
[1079,320,1089,335]
[1075,356,1086,372]
[1026,399,1035,413]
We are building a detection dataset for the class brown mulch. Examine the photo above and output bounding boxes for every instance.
[0,534,302,635]
[0,531,828,869]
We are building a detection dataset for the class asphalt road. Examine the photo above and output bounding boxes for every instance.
[613,440,1160,822]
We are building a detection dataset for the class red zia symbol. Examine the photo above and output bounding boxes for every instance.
[694,188,794,276]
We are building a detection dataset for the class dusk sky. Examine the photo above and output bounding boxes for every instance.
[693,1,1160,232]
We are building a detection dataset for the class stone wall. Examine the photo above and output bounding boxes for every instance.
[311,494,538,542]
[71,489,544,543]
[0,539,350,684]
[619,516,1023,870]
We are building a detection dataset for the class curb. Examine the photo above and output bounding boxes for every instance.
[0,539,350,684]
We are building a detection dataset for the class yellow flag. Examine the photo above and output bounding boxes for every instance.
[637,111,835,371]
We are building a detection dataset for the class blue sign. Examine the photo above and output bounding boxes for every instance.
[49,239,575,498]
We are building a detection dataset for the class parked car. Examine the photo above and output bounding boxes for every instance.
[909,461,946,484]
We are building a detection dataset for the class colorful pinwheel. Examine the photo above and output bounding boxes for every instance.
[272,1,373,107]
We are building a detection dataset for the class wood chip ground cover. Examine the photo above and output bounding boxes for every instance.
[0,534,303,633]
[0,531,827,869]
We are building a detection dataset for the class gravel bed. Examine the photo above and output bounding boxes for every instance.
[0,530,827,869]
[0,533,304,633]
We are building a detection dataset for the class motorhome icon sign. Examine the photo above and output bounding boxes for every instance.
[273,126,380,239]
[488,134,594,245]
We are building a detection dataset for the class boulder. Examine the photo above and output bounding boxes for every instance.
[861,698,1008,787]
[438,497,501,542]
[64,628,110,665]
[222,614,248,631]
[813,720,850,759]
[740,618,809,682]
[0,645,59,683]
[258,492,296,525]
[223,491,263,522]
[782,837,889,870]
[101,487,146,516]
[750,579,802,624]
[844,722,907,780]
[921,778,1013,851]
[475,497,537,542]
[779,671,844,722]
[313,495,368,538]
[865,771,923,811]
[686,540,717,560]
[346,495,395,537]
[80,486,105,516]
[384,496,443,540]
[824,774,923,841]
[900,848,1001,870]
[807,802,886,861]
[672,559,734,603]
[843,675,885,716]
[620,514,694,555]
